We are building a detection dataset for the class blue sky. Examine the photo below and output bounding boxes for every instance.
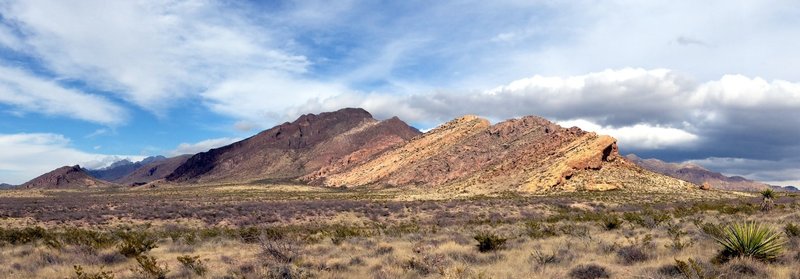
[1,0,799,185]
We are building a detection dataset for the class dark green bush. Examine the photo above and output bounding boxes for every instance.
[117,230,158,258]
[474,232,507,253]
[0,226,48,245]
[524,221,558,239]
[73,265,115,279]
[602,216,623,230]
[330,226,363,245]
[623,210,671,228]
[132,255,169,279]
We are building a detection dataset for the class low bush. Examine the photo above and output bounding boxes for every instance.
[665,223,694,251]
[177,254,207,276]
[616,245,649,265]
[117,230,158,258]
[132,255,169,279]
[524,221,558,239]
[602,216,623,230]
[568,264,610,279]
[73,265,115,279]
[474,232,507,253]
[785,223,800,238]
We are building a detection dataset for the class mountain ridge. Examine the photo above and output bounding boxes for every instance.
[166,108,421,183]
[625,154,769,192]
[21,165,116,189]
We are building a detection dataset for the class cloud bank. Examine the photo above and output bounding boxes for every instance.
[0,133,144,184]
[294,68,800,183]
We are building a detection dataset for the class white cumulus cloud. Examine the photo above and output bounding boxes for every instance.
[0,133,144,184]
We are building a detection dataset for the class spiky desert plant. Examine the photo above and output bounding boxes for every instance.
[760,189,775,212]
[713,222,786,262]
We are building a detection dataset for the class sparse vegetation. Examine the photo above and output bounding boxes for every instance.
[176,255,207,276]
[0,184,797,278]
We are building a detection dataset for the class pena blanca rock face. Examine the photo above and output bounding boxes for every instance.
[316,114,692,194]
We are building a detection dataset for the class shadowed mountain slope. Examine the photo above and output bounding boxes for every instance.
[21,165,115,189]
[116,155,192,186]
[166,108,421,183]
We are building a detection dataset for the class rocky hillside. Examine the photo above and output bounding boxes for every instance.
[166,108,421,183]
[116,155,192,186]
[21,165,115,189]
[0,183,15,189]
[312,115,694,194]
[625,154,769,192]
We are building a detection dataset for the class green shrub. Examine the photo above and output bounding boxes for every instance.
[694,220,726,239]
[117,230,158,258]
[132,255,169,279]
[665,223,694,251]
[474,232,507,253]
[672,258,717,279]
[63,228,114,250]
[622,210,671,228]
[237,227,261,243]
[330,226,363,245]
[524,221,558,239]
[785,223,800,238]
[73,265,115,279]
[602,216,623,230]
[0,226,48,245]
[713,222,786,262]
[177,255,207,276]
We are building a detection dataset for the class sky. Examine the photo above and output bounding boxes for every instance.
[0,0,798,186]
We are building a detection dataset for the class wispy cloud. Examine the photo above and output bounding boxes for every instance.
[0,65,127,125]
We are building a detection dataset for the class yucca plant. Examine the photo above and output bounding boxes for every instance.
[760,189,776,212]
[713,222,786,262]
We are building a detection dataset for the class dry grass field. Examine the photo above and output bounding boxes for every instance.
[1,184,799,279]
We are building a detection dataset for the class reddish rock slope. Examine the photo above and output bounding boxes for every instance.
[166,108,421,183]
[21,165,115,189]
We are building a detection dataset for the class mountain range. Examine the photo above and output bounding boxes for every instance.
[0,183,15,190]
[86,156,166,181]
[624,154,774,192]
[17,107,770,194]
